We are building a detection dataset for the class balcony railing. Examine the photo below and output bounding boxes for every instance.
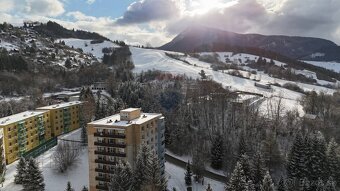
[95,168,115,174]
[94,142,126,148]
[95,176,110,182]
[96,184,108,190]
[95,159,117,166]
[94,132,126,139]
[94,150,126,157]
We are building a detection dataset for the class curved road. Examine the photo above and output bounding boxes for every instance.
[165,154,227,183]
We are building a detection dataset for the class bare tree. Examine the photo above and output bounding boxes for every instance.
[52,141,82,173]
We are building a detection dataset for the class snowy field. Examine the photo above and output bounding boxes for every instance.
[2,129,89,191]
[303,60,340,73]
[57,38,120,60]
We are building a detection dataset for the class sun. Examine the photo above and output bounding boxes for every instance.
[189,0,238,15]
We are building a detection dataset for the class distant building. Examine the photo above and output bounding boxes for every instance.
[87,108,165,191]
[37,101,82,137]
[92,82,108,91]
[0,110,51,164]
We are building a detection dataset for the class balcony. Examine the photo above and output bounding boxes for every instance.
[94,142,126,148]
[94,132,126,139]
[95,168,115,174]
[96,185,108,190]
[95,176,110,182]
[95,159,117,166]
[94,151,126,157]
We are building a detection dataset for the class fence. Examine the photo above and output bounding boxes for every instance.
[22,137,58,159]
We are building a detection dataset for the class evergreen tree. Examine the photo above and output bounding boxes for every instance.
[246,180,256,191]
[287,133,306,179]
[253,152,266,191]
[199,70,207,80]
[326,139,340,183]
[133,145,151,190]
[225,162,247,191]
[185,160,193,186]
[238,132,248,158]
[81,186,88,191]
[109,162,134,191]
[192,145,205,178]
[239,154,253,182]
[260,171,275,191]
[299,177,311,191]
[307,133,327,181]
[14,157,26,184]
[277,177,287,191]
[146,152,167,191]
[206,184,213,191]
[65,181,74,191]
[324,177,336,191]
[23,158,45,191]
[315,178,325,191]
[211,135,224,169]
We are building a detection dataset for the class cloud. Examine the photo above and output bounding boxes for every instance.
[86,0,96,5]
[115,0,183,25]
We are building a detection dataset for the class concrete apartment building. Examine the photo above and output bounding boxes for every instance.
[37,101,82,137]
[87,108,165,191]
[0,110,51,164]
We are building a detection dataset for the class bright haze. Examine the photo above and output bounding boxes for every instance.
[1,0,340,46]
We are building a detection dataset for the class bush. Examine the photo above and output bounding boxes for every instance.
[283,83,305,93]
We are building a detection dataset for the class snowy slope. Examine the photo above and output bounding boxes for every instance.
[303,60,340,73]
[0,40,18,51]
[58,38,119,60]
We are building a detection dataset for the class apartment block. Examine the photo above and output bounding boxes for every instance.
[87,108,165,191]
[37,101,82,137]
[0,110,51,164]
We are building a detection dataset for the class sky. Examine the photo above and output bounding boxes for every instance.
[1,0,340,46]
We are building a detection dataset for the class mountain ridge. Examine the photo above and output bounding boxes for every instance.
[160,25,340,61]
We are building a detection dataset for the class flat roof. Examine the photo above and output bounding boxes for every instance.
[88,113,162,127]
[0,110,48,126]
[37,101,82,110]
[121,108,140,112]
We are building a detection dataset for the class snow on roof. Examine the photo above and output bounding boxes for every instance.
[121,108,140,112]
[36,101,82,110]
[0,110,48,126]
[89,113,162,127]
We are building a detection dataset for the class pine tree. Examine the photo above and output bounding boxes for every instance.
[277,177,287,191]
[324,177,336,191]
[109,162,134,191]
[253,152,266,191]
[14,157,26,184]
[260,171,275,191]
[81,186,88,191]
[239,154,253,182]
[185,160,193,186]
[246,180,256,191]
[307,133,327,181]
[23,158,45,191]
[206,184,213,191]
[146,152,167,191]
[211,135,224,169]
[225,162,247,191]
[65,181,74,191]
[192,145,205,178]
[315,178,325,191]
[299,177,311,191]
[326,139,340,183]
[238,132,248,158]
[133,145,151,190]
[287,133,306,179]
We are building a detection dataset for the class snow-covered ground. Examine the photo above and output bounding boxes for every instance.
[0,40,18,51]
[58,38,119,60]
[303,60,340,73]
[166,162,225,191]
[131,47,335,115]
[2,129,89,191]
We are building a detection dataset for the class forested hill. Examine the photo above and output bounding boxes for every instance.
[160,25,340,62]
[32,21,109,41]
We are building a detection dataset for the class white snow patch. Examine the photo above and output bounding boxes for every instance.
[303,61,340,73]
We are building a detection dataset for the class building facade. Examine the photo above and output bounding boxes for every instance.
[87,108,165,191]
[37,101,82,137]
[0,110,51,164]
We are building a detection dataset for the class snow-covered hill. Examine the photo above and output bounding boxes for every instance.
[58,38,120,60]
[303,60,340,73]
